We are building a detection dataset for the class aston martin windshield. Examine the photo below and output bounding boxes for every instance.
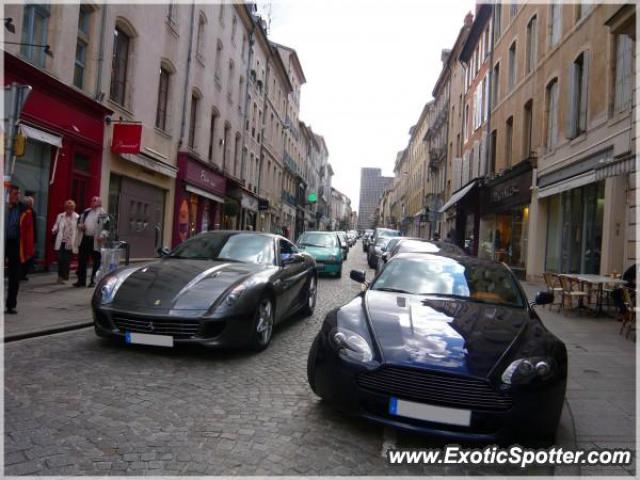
[298,232,338,248]
[371,255,524,307]
[170,233,275,265]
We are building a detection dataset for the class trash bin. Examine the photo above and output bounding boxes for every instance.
[95,241,130,283]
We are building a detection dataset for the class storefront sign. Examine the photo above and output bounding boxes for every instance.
[179,153,225,197]
[490,185,519,203]
[111,123,142,154]
[483,162,533,214]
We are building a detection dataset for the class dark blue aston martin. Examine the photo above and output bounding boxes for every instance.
[307,252,567,445]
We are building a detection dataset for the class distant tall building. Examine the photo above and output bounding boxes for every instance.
[358,168,393,230]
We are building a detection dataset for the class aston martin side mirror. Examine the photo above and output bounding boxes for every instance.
[350,269,366,283]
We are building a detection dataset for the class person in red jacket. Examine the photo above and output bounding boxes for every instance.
[19,196,36,281]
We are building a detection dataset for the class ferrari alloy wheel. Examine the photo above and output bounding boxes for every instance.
[251,297,274,351]
[302,274,317,316]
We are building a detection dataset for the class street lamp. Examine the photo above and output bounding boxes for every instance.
[4,41,54,58]
[4,17,15,33]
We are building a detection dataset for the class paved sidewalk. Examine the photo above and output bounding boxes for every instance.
[4,272,95,341]
[522,282,636,476]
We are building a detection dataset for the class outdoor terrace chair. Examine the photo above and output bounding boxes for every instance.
[543,272,563,311]
[559,275,589,315]
[620,287,637,341]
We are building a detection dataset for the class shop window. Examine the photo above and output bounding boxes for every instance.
[21,4,50,67]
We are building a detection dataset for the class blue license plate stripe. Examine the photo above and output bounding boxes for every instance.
[389,396,398,415]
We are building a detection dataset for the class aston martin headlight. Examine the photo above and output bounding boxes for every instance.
[225,284,247,306]
[501,357,556,385]
[330,328,373,363]
[98,267,137,304]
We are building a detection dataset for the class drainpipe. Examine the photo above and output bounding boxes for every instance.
[485,3,496,177]
[94,3,108,100]
[240,24,255,188]
[179,2,196,147]
[257,50,271,199]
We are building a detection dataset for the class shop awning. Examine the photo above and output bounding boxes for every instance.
[595,155,636,181]
[537,171,596,199]
[19,124,62,148]
[186,184,224,204]
[439,181,476,213]
[121,153,177,178]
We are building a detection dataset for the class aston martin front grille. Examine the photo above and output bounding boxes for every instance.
[113,315,201,339]
[357,366,512,412]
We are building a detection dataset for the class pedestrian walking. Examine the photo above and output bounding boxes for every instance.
[52,200,79,284]
[74,196,110,288]
[19,196,36,281]
[4,185,26,314]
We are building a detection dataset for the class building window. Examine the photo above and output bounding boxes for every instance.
[545,78,559,149]
[489,130,497,174]
[155,66,170,130]
[548,3,561,48]
[110,26,130,105]
[21,4,50,67]
[214,40,223,84]
[523,100,533,158]
[614,35,633,113]
[228,60,235,98]
[231,14,237,45]
[510,3,518,20]
[218,4,225,26]
[568,51,589,138]
[238,76,244,110]
[575,3,591,23]
[492,62,500,109]
[241,34,247,60]
[74,6,91,90]
[525,15,538,74]
[508,41,516,92]
[494,4,502,42]
[167,2,177,24]
[188,93,199,148]
[208,112,218,162]
[196,13,206,58]
[505,116,513,167]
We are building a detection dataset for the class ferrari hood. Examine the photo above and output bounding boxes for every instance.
[364,291,529,377]
[113,259,266,311]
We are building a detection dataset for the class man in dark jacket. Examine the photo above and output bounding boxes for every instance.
[5,186,26,314]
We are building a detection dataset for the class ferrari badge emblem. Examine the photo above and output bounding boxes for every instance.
[154,299,161,305]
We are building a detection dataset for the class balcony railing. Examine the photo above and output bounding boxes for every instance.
[429,146,447,168]
[281,191,297,206]
[283,152,298,175]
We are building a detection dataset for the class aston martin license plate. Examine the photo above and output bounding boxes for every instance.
[389,397,471,426]
[125,332,174,347]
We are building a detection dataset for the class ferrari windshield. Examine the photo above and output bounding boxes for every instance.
[298,232,337,248]
[170,233,275,264]
[371,254,524,307]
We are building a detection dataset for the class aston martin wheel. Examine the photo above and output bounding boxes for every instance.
[250,296,274,351]
[301,274,317,316]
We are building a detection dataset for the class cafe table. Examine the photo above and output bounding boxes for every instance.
[560,274,627,316]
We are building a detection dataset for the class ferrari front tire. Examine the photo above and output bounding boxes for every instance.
[249,296,274,352]
[301,274,317,316]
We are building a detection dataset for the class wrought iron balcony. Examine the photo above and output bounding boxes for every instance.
[281,191,297,206]
[283,152,298,175]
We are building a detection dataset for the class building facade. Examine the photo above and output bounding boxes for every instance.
[357,167,392,231]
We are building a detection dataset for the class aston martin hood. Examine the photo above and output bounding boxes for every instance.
[113,259,265,311]
[365,291,529,377]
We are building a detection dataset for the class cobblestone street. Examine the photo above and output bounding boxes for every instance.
[4,244,633,476]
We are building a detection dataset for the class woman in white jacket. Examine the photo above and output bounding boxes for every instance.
[51,200,79,284]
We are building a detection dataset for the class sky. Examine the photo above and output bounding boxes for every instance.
[257,0,475,212]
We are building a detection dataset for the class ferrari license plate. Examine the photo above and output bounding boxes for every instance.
[125,332,174,348]
[389,397,471,426]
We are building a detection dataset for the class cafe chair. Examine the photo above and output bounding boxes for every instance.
[559,275,589,315]
[620,287,637,341]
[543,272,563,311]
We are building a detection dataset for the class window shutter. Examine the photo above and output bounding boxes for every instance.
[579,51,590,132]
[565,64,578,139]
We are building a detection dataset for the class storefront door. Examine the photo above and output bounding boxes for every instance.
[115,177,165,258]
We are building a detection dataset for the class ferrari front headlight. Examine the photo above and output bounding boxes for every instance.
[98,267,137,304]
[225,284,247,306]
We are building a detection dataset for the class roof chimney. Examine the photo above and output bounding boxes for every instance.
[464,11,474,27]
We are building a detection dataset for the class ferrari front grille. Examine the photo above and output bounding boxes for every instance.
[357,366,513,412]
[113,315,201,339]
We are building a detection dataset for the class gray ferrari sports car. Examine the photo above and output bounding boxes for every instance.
[92,231,318,351]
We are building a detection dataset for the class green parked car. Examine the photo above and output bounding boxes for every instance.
[296,231,344,278]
